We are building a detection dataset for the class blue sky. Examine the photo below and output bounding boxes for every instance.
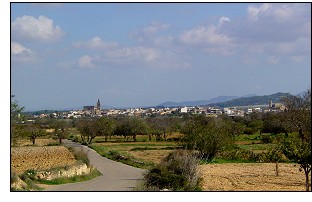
[10,2,311,111]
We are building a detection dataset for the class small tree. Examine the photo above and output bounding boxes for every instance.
[94,117,115,142]
[52,120,69,144]
[77,119,94,144]
[114,117,149,142]
[11,95,25,145]
[23,124,45,145]
[281,134,311,191]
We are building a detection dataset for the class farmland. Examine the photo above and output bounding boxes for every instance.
[85,133,310,191]
[200,163,306,191]
[11,145,76,174]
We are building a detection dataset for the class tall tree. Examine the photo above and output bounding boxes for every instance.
[280,89,311,191]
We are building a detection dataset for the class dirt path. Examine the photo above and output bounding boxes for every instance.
[44,140,145,191]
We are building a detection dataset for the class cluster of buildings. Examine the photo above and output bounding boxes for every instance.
[31,99,286,120]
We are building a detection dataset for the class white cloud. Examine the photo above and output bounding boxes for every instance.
[73,36,118,50]
[180,26,232,46]
[218,16,231,27]
[130,22,171,44]
[247,3,272,20]
[226,3,311,63]
[11,41,34,55]
[78,55,95,68]
[104,46,159,63]
[11,41,36,63]
[101,45,191,69]
[267,56,280,65]
[141,22,170,35]
[12,15,64,42]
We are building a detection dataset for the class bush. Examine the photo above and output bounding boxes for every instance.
[139,150,202,191]
[243,128,253,135]
[261,135,273,144]
[11,170,19,184]
[218,148,258,162]
[72,136,79,142]
[69,147,90,166]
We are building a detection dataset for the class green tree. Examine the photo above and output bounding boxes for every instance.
[76,119,94,144]
[281,134,311,191]
[280,89,311,191]
[181,115,233,161]
[52,120,69,144]
[114,117,149,142]
[93,117,116,143]
[23,124,46,145]
[11,95,25,145]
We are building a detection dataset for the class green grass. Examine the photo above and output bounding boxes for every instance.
[235,134,261,141]
[204,158,257,164]
[130,146,177,151]
[237,143,276,151]
[89,144,156,169]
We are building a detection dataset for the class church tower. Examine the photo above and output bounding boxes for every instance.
[97,99,101,110]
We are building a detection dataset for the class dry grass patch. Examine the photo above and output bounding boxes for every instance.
[200,163,309,191]
[11,146,76,174]
[129,150,173,164]
[15,138,58,147]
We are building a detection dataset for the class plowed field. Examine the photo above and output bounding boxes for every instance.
[200,163,309,191]
[11,146,76,174]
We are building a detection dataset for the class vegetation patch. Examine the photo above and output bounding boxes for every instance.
[135,150,202,191]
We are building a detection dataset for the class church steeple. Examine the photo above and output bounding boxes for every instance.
[97,99,101,110]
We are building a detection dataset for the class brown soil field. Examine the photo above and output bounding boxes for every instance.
[11,146,76,174]
[15,138,59,147]
[199,163,310,191]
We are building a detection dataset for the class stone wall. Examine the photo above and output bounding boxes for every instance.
[35,163,92,180]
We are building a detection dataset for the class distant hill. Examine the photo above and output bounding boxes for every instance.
[157,95,255,107]
[208,92,291,108]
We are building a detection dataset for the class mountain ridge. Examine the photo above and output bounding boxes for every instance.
[157,94,256,107]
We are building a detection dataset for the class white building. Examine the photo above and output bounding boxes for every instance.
[180,107,188,113]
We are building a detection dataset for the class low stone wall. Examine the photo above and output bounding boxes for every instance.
[35,163,92,180]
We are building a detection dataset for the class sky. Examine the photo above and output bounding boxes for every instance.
[10,2,311,111]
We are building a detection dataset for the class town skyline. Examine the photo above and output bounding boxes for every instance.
[11,3,311,111]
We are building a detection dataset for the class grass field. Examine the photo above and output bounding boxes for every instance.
[89,136,179,169]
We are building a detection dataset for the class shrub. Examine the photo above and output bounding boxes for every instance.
[139,150,202,191]
[69,147,90,166]
[244,128,253,135]
[261,135,273,144]
[72,136,79,142]
[218,148,258,162]
[47,142,60,146]
[11,169,19,184]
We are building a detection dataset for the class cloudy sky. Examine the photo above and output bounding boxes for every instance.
[11,2,311,111]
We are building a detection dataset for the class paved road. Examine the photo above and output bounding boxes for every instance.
[44,139,145,191]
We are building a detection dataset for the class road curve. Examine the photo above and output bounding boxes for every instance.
[44,139,145,191]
